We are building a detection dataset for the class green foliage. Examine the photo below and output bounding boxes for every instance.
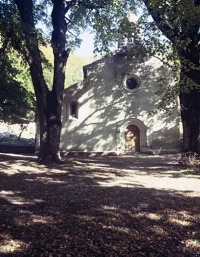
[0,53,35,123]
[40,44,93,88]
[90,1,138,54]
[0,1,36,123]
[65,54,94,87]
[137,0,200,76]
[114,0,199,113]
[2,0,198,119]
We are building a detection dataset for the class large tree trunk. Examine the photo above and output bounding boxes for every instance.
[179,66,200,155]
[39,0,70,162]
[143,0,200,156]
[179,91,200,154]
[14,0,70,163]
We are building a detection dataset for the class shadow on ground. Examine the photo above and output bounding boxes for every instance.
[0,154,199,257]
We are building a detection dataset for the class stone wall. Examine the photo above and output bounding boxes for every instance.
[61,52,181,154]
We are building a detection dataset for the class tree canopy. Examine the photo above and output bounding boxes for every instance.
[115,0,200,155]
[0,0,138,162]
[138,0,200,154]
[0,51,35,123]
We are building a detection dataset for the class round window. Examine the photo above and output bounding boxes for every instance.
[123,74,141,92]
[126,78,138,90]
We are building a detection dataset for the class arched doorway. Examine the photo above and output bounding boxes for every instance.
[117,119,147,154]
[125,125,140,153]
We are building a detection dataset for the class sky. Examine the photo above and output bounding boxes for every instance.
[37,4,140,58]
[74,31,118,58]
[75,32,95,57]
[74,13,140,57]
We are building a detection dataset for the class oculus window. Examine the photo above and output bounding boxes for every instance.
[123,74,141,92]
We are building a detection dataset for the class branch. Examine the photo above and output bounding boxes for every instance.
[65,0,106,12]
[154,55,179,72]
[78,0,106,9]
[65,16,71,24]
[65,0,78,12]
[68,29,78,37]
[143,0,177,43]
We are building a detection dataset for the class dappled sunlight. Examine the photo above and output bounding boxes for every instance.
[0,154,199,256]
[95,169,200,194]
[30,214,56,224]
[0,190,36,205]
[61,155,200,194]
[37,176,67,185]
[184,239,200,250]
[166,210,196,228]
[73,199,199,256]
[102,224,131,235]
[0,237,27,254]
[0,158,70,177]
[170,217,191,227]
[61,53,180,154]
[150,225,168,237]
[132,212,162,220]
[0,160,49,175]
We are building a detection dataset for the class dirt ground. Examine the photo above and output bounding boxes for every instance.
[0,153,200,257]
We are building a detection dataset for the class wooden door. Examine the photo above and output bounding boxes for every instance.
[125,125,140,153]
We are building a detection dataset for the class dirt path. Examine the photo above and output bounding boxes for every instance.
[0,154,200,256]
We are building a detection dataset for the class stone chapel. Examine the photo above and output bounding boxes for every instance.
[60,41,181,155]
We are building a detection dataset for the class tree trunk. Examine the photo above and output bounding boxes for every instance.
[14,0,70,163]
[179,68,200,154]
[40,0,70,162]
[180,92,200,154]
[37,91,63,163]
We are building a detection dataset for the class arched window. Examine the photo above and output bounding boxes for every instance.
[70,101,78,119]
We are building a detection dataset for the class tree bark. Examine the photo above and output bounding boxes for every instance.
[43,0,70,162]
[178,36,200,154]
[179,69,200,154]
[13,0,70,163]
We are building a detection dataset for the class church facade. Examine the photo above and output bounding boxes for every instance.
[60,51,181,155]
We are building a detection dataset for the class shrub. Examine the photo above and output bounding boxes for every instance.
[179,152,200,173]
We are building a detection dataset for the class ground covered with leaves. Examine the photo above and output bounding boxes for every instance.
[0,153,200,257]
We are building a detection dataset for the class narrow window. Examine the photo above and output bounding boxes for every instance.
[70,101,78,119]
